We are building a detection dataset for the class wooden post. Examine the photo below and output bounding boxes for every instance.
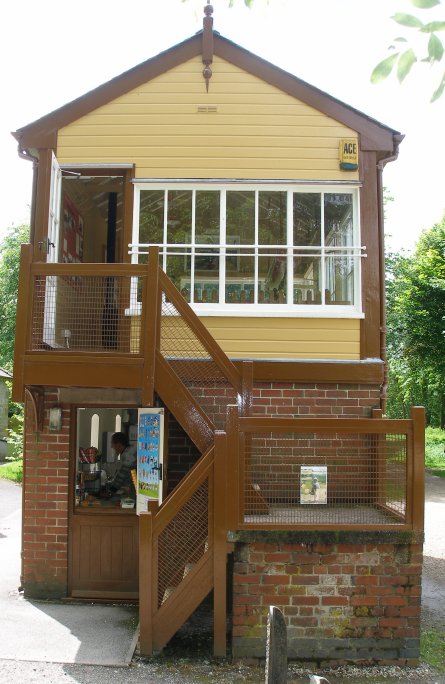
[139,511,154,655]
[12,244,34,402]
[213,431,227,657]
[240,361,253,417]
[142,246,160,405]
[410,406,425,531]
[226,404,240,529]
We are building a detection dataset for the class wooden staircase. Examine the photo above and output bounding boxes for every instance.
[139,257,246,656]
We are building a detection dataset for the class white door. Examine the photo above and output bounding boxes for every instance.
[43,153,62,346]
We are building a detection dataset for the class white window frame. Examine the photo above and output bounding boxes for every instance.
[131,182,364,318]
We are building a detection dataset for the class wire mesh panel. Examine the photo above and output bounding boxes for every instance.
[157,479,209,607]
[160,297,237,429]
[244,431,407,526]
[31,275,143,353]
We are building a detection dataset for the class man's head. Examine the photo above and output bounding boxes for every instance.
[111,432,129,455]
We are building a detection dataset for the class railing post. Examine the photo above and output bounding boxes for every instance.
[139,511,154,655]
[410,406,425,531]
[226,404,240,528]
[240,361,253,417]
[213,431,228,657]
[142,246,161,406]
[12,244,34,402]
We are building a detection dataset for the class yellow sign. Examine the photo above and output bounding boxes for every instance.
[339,138,359,171]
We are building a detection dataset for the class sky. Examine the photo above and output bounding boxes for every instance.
[1,0,444,253]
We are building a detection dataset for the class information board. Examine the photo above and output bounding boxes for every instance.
[136,408,164,515]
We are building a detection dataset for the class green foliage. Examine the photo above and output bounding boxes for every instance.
[425,426,445,468]
[6,411,24,462]
[421,628,445,671]
[371,0,445,100]
[386,214,445,426]
[0,459,22,484]
[0,224,30,371]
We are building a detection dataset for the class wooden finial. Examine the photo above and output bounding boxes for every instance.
[202,1,214,92]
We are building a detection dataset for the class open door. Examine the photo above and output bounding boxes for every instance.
[136,408,165,514]
[42,153,62,346]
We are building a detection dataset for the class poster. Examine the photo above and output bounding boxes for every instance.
[136,408,164,515]
[62,193,84,264]
[300,465,327,505]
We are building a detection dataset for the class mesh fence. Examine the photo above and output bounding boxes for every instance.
[157,479,210,607]
[160,296,237,428]
[244,431,407,526]
[31,275,142,353]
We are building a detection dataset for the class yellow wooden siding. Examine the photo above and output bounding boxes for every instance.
[131,315,359,360]
[56,57,358,181]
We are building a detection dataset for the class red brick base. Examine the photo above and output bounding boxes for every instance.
[231,534,423,664]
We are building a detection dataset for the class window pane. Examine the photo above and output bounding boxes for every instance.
[324,193,353,246]
[195,191,220,243]
[139,190,164,263]
[227,191,255,245]
[258,191,287,245]
[325,256,354,305]
[259,249,287,303]
[167,190,192,244]
[293,193,321,246]
[167,249,191,303]
[293,256,321,304]
[226,254,255,304]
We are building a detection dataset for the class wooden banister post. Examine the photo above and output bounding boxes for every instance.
[410,406,425,531]
[12,244,34,402]
[213,431,227,657]
[226,404,240,528]
[142,246,160,406]
[139,511,154,655]
[240,361,253,417]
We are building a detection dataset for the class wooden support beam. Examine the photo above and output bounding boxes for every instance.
[213,431,227,657]
[139,511,154,655]
[142,247,161,406]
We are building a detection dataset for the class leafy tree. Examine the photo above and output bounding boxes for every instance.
[386,214,445,425]
[0,224,30,371]
[371,0,445,101]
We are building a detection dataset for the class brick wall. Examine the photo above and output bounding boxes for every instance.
[22,391,70,598]
[252,383,381,417]
[165,413,201,493]
[231,535,422,665]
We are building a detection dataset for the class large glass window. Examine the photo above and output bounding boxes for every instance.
[132,184,362,312]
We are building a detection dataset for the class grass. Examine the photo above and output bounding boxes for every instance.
[425,427,445,472]
[421,627,445,672]
[0,459,23,483]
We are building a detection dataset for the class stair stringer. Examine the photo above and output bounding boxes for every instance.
[152,547,213,652]
[154,350,215,454]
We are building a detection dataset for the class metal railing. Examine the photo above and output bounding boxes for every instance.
[225,405,425,531]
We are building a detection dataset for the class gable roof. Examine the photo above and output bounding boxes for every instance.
[13,31,400,154]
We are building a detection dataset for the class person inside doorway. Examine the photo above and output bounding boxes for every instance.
[109,432,136,495]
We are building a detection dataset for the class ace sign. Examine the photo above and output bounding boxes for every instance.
[339,138,359,171]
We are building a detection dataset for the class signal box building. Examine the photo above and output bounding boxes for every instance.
[12,6,425,666]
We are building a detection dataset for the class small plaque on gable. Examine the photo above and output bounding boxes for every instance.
[339,138,359,171]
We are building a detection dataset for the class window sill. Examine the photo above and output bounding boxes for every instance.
[125,304,364,318]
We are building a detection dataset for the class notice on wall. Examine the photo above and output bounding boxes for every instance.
[136,408,164,515]
[300,465,327,505]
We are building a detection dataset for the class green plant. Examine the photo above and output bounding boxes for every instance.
[0,459,23,483]
[421,627,445,671]
[6,411,24,462]
[425,426,445,469]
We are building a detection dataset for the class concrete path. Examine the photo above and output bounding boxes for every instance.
[0,476,138,667]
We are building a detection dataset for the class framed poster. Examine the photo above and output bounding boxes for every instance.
[62,193,84,264]
[136,408,164,515]
[300,465,327,505]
